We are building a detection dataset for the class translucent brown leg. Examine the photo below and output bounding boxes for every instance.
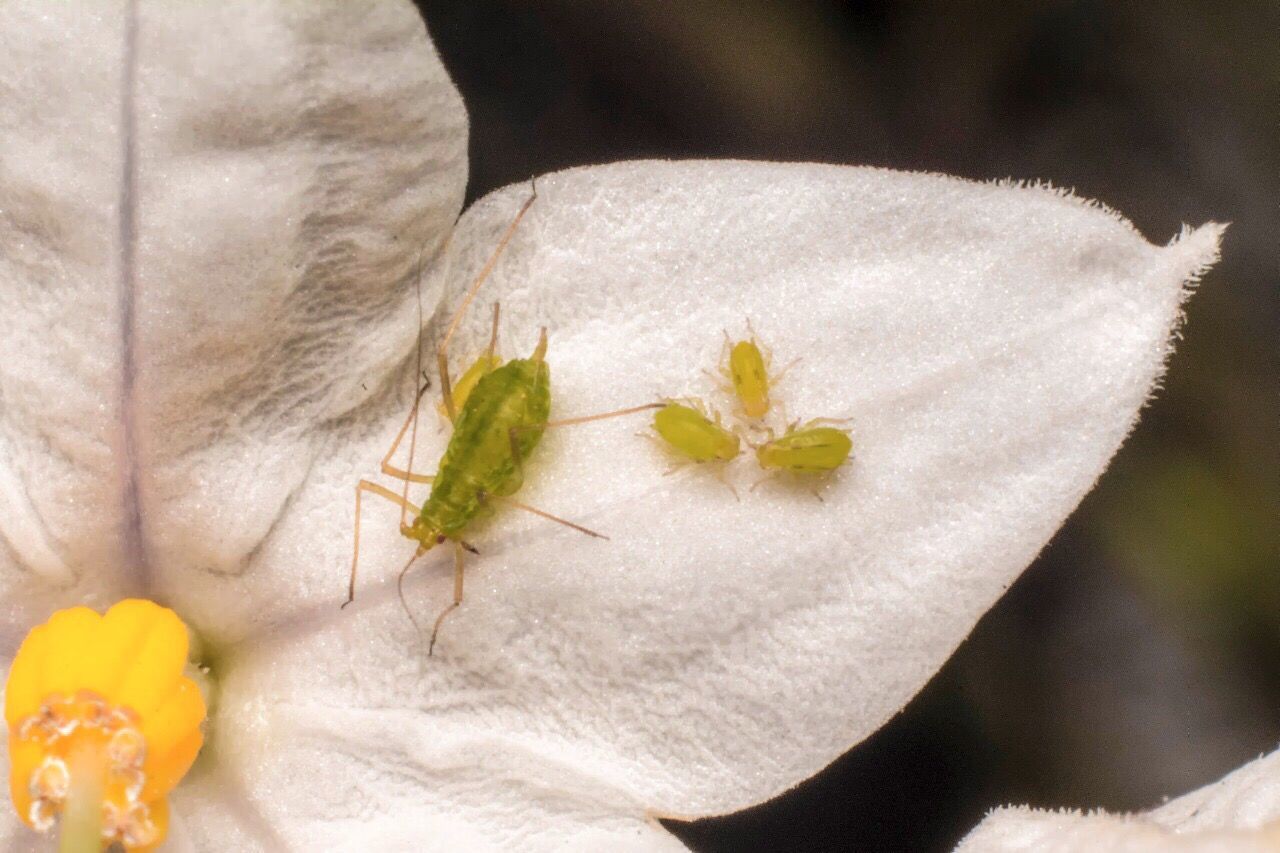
[771,357,802,385]
[346,481,422,607]
[486,301,501,362]
[437,185,539,422]
[506,403,662,489]
[427,541,467,656]
[801,416,855,428]
[482,491,608,540]
[535,402,664,431]
[381,382,438,483]
[712,462,741,502]
[498,403,660,539]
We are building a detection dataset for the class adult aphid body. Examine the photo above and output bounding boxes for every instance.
[348,185,656,654]
[409,331,549,543]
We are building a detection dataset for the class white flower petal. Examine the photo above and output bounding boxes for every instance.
[0,0,466,628]
[190,696,688,852]
[208,161,1219,846]
[958,748,1280,852]
[0,2,135,624]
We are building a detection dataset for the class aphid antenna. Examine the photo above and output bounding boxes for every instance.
[436,184,539,422]
[395,548,426,638]
[401,236,431,528]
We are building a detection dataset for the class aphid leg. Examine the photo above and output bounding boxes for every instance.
[802,416,856,428]
[395,548,427,636]
[346,481,423,608]
[437,187,538,422]
[501,404,660,534]
[702,367,732,394]
[428,541,468,656]
[507,402,665,477]
[772,356,802,385]
[380,382,438,483]
[399,240,431,522]
[635,429,687,474]
[486,301,501,361]
[480,491,608,540]
[539,402,665,430]
[745,317,773,363]
[713,462,741,501]
[714,330,734,384]
[438,302,504,434]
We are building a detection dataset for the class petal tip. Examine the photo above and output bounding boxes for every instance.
[1166,221,1227,290]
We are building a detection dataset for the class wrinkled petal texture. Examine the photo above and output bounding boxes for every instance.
[0,0,466,622]
[0,0,465,846]
[958,748,1280,852]
[211,161,1221,848]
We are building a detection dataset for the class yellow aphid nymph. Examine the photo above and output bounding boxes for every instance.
[729,338,770,419]
[756,420,853,474]
[652,400,741,463]
[711,321,796,421]
[5,600,206,851]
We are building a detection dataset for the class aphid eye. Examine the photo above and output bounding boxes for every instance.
[436,534,447,544]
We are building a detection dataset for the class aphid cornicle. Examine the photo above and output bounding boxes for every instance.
[755,420,853,474]
[652,400,741,463]
[346,184,657,654]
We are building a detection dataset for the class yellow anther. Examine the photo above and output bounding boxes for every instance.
[5,600,205,851]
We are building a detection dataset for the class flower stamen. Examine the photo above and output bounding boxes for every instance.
[5,600,205,851]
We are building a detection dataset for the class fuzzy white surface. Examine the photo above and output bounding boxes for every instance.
[957,748,1280,852]
[0,1,1223,849]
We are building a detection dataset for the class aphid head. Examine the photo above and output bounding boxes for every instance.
[403,516,444,551]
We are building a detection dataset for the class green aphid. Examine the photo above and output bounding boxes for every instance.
[347,185,656,654]
[652,400,741,463]
[755,420,853,474]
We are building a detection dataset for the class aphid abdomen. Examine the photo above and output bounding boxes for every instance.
[653,402,740,462]
[757,427,852,472]
[729,340,769,419]
[420,357,551,536]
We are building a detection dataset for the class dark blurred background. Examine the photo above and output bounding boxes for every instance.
[411,2,1280,850]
